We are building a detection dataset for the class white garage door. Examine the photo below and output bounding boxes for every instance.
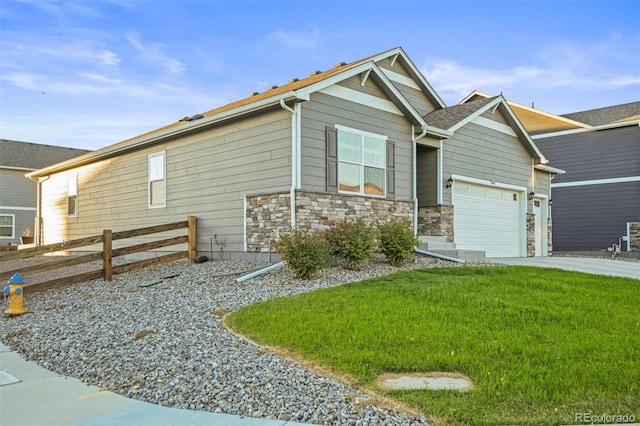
[453,182,523,257]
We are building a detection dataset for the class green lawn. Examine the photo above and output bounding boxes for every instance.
[226,266,640,425]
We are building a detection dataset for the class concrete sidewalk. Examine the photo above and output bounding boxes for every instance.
[489,256,640,280]
[0,342,307,426]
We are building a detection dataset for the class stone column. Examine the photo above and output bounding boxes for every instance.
[526,213,535,257]
[630,222,640,252]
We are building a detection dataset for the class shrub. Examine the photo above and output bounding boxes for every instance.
[325,218,377,269]
[377,218,418,266]
[274,229,329,279]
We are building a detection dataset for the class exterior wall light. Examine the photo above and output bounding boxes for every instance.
[549,199,553,206]
[446,177,454,189]
[528,191,536,200]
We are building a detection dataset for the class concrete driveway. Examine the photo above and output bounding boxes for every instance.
[489,256,640,280]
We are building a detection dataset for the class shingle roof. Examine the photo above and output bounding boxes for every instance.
[0,139,91,169]
[561,101,640,126]
[423,97,497,130]
[115,48,400,147]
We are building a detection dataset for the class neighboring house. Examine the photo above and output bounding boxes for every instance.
[463,91,640,252]
[27,47,559,260]
[0,139,90,246]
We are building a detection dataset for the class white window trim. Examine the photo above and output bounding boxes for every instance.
[148,151,166,209]
[335,125,388,198]
[67,174,79,217]
[0,214,15,239]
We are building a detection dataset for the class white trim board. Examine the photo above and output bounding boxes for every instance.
[451,174,527,192]
[381,68,421,90]
[318,85,403,115]
[552,176,640,188]
[0,206,37,211]
[471,116,517,137]
[532,120,639,140]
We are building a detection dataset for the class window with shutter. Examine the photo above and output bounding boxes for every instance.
[326,125,390,197]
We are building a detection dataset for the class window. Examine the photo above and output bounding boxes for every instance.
[337,126,387,196]
[67,175,78,216]
[0,214,15,238]
[148,152,166,208]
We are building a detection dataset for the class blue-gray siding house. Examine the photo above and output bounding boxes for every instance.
[0,139,90,246]
[533,102,640,252]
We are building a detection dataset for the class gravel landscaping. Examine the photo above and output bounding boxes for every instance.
[0,255,464,425]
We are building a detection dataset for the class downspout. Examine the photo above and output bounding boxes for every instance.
[28,174,49,246]
[280,99,298,229]
[412,125,428,235]
[438,140,443,205]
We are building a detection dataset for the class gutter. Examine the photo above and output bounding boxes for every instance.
[531,119,640,140]
[412,125,428,235]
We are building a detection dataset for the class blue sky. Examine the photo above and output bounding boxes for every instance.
[1,0,638,150]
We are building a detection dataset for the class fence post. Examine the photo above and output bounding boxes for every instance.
[187,216,197,263]
[103,229,112,281]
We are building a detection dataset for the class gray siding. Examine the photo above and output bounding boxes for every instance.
[536,125,640,250]
[0,169,36,244]
[536,125,640,183]
[40,109,292,252]
[0,169,35,207]
[416,146,438,206]
[300,81,415,201]
[442,121,534,205]
[551,182,639,251]
[534,170,550,195]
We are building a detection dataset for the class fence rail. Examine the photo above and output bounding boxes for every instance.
[0,216,196,293]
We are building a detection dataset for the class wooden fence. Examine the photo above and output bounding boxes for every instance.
[0,216,196,294]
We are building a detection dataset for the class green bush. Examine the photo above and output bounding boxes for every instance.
[325,218,377,269]
[377,218,418,266]
[274,229,329,279]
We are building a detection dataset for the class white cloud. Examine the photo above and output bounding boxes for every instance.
[267,27,320,49]
[126,33,186,74]
[420,34,640,106]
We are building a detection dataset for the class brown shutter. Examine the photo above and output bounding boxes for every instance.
[386,140,395,198]
[326,126,338,193]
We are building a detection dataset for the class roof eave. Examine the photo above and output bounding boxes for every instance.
[28,91,302,178]
[535,164,566,175]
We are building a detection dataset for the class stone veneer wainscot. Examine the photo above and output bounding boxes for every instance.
[246,191,413,252]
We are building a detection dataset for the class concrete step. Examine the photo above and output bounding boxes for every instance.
[418,236,457,251]
[419,241,457,250]
[422,249,487,263]
[418,235,449,244]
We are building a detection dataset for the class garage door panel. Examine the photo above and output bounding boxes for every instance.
[454,182,523,257]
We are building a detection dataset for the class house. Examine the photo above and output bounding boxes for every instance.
[462,92,640,253]
[0,139,90,247]
[27,48,560,260]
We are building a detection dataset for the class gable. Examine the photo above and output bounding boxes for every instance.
[459,90,588,135]
[29,47,452,179]
[426,96,546,164]
[373,51,445,116]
